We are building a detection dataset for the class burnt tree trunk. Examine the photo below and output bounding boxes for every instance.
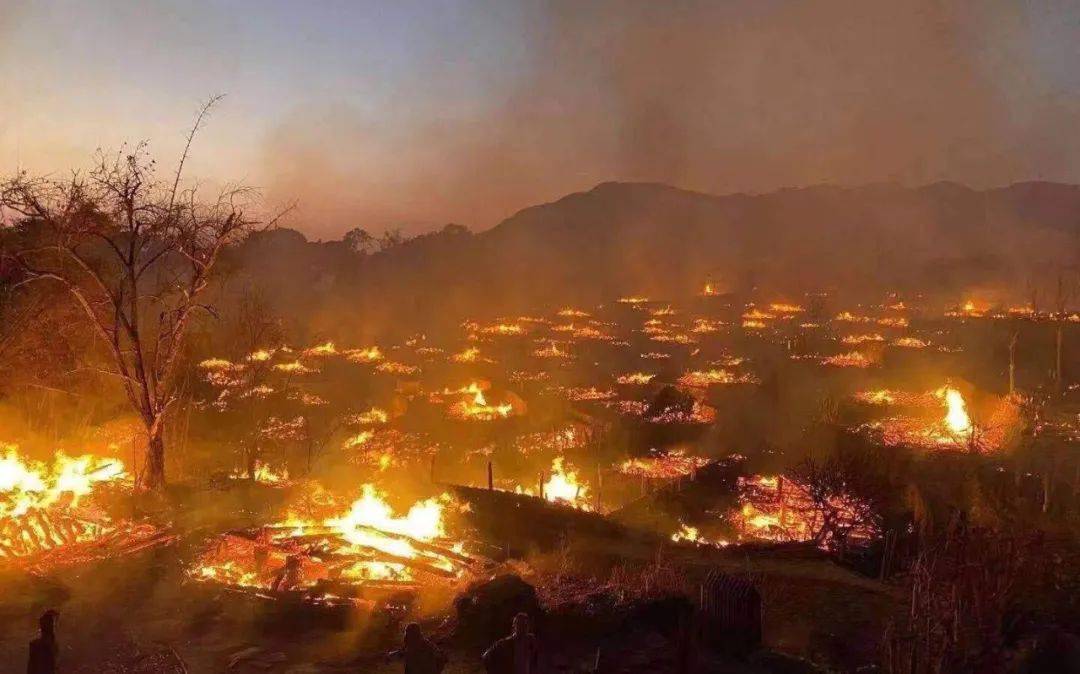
[145,428,167,490]
[1056,322,1064,393]
[1008,331,1018,395]
[1043,470,1053,515]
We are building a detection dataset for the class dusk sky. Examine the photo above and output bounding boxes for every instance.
[3,0,1080,237]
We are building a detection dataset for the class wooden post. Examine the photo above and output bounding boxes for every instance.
[1043,471,1052,514]
[487,460,494,490]
[1009,330,1018,395]
[539,472,545,500]
[595,463,602,511]
[1056,322,1064,393]
[777,476,786,528]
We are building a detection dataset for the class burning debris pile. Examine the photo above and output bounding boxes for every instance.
[734,475,878,550]
[445,383,516,421]
[191,484,491,607]
[822,351,875,368]
[619,449,710,481]
[540,457,591,510]
[0,446,168,568]
[614,386,717,425]
[677,369,757,387]
[228,460,292,486]
[505,457,595,511]
[855,386,1019,452]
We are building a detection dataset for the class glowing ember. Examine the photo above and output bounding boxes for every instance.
[671,522,728,547]
[344,431,374,449]
[303,341,338,357]
[617,372,656,385]
[199,357,235,370]
[822,351,873,368]
[275,360,314,374]
[480,322,526,336]
[891,337,929,348]
[346,346,384,363]
[769,302,804,314]
[947,300,987,318]
[678,369,756,387]
[345,430,440,470]
[376,361,420,375]
[564,386,616,401]
[856,385,1011,451]
[533,341,570,359]
[852,388,939,408]
[350,407,390,425]
[617,398,717,424]
[841,333,884,345]
[853,390,896,405]
[835,312,872,323]
[877,316,908,327]
[230,461,291,486]
[448,383,514,421]
[691,318,724,333]
[735,475,877,549]
[619,450,708,480]
[451,346,485,363]
[742,308,774,321]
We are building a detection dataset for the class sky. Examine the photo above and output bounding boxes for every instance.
[2,0,1080,238]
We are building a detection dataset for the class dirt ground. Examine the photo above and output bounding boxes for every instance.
[0,536,899,673]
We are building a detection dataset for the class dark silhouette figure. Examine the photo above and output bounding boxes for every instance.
[27,610,58,674]
[388,623,446,674]
[482,612,540,674]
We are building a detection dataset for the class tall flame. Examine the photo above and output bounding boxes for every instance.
[542,457,591,510]
[938,387,972,436]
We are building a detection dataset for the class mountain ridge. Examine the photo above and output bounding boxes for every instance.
[230,180,1080,340]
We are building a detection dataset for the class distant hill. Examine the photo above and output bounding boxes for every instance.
[225,181,1080,340]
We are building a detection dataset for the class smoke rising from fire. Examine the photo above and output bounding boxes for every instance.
[256,0,1080,236]
[3,1,1080,237]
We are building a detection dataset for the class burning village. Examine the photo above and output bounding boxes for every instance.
[3,3,1080,674]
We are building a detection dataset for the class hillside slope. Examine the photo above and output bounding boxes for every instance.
[228,181,1080,340]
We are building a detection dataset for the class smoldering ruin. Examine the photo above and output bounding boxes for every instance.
[2,3,1080,674]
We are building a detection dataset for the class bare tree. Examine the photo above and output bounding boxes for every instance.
[0,97,280,489]
[230,283,284,359]
[1051,271,1076,393]
[377,227,406,251]
[1024,274,1039,316]
[788,449,887,553]
[1008,329,1019,396]
[343,227,377,255]
[884,527,1034,674]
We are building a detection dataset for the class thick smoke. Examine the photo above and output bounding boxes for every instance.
[259,0,1080,237]
[3,1,1079,237]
